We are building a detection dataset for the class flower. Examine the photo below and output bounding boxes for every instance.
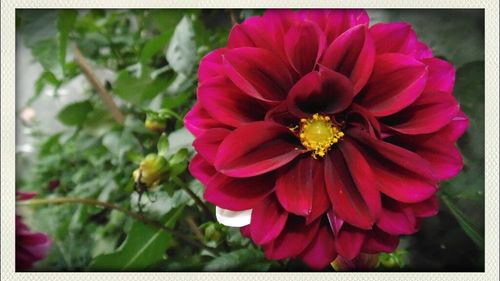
[186,9,467,270]
[16,192,51,270]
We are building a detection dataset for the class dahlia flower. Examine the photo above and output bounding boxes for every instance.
[16,192,51,270]
[186,9,467,270]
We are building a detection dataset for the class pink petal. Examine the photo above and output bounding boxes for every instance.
[264,216,320,259]
[287,69,354,118]
[284,21,326,75]
[362,227,400,253]
[358,53,428,117]
[305,168,330,224]
[188,154,217,185]
[264,101,297,127]
[198,76,268,127]
[377,201,418,235]
[198,49,226,84]
[335,224,366,260]
[437,111,469,142]
[421,57,456,94]
[275,156,318,216]
[327,210,345,237]
[184,103,231,137]
[300,224,337,270]
[415,41,433,59]
[250,194,288,245]
[410,195,439,218]
[370,22,417,56]
[349,128,437,203]
[339,139,381,218]
[223,47,294,104]
[214,121,304,177]
[322,24,375,94]
[324,150,375,230]
[383,90,459,135]
[192,128,231,164]
[204,173,274,211]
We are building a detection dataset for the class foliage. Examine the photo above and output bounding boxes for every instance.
[16,9,484,271]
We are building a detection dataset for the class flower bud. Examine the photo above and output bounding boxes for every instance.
[145,110,171,133]
[133,154,168,188]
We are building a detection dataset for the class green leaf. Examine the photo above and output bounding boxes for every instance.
[88,207,184,271]
[113,68,169,105]
[31,38,60,73]
[204,248,272,271]
[157,133,170,157]
[166,16,196,75]
[440,195,484,250]
[57,100,93,126]
[140,31,173,63]
[57,10,78,73]
[17,10,58,48]
[27,71,60,106]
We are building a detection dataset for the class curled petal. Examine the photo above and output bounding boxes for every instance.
[198,49,226,83]
[358,53,428,117]
[322,24,375,94]
[223,47,294,104]
[215,121,303,177]
[410,196,439,218]
[284,21,326,75]
[204,173,275,211]
[377,201,418,235]
[287,69,354,117]
[250,194,288,245]
[216,207,252,227]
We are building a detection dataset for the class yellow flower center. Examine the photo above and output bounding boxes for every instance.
[299,113,344,159]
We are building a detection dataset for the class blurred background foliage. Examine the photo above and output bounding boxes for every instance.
[15,9,484,271]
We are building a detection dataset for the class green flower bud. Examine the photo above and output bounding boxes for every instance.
[145,118,166,133]
[133,154,168,188]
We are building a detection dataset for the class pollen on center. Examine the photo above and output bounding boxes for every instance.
[299,113,344,159]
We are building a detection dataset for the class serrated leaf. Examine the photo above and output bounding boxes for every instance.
[166,16,196,75]
[57,100,93,126]
[88,207,184,271]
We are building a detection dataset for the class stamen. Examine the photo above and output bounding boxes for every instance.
[298,113,344,159]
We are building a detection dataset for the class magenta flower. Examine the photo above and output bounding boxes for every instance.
[186,9,467,269]
[16,192,51,270]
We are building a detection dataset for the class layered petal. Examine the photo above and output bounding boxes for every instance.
[284,21,326,75]
[204,173,275,211]
[377,200,418,235]
[324,150,375,229]
[192,128,231,164]
[334,224,366,260]
[421,57,455,94]
[184,103,230,137]
[300,223,337,269]
[358,53,428,116]
[188,154,217,185]
[370,22,418,56]
[198,49,226,83]
[362,227,400,254]
[223,47,294,104]
[322,24,375,94]
[349,128,437,203]
[215,121,303,177]
[287,69,354,117]
[198,76,268,127]
[250,194,288,245]
[275,156,319,216]
[264,216,320,259]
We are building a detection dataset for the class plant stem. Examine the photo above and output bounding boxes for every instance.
[17,197,215,253]
[73,45,125,125]
[172,176,215,221]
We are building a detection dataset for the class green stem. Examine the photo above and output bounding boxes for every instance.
[172,176,215,221]
[17,197,215,253]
